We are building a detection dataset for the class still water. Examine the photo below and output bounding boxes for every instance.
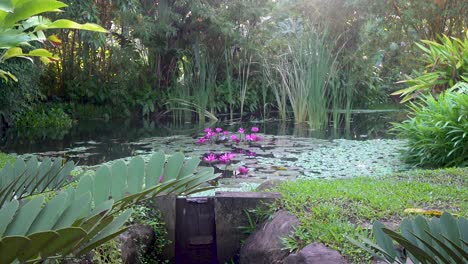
[0,111,404,167]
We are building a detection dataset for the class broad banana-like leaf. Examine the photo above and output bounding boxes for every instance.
[0,157,74,207]
[373,221,397,263]
[146,151,165,188]
[34,19,107,33]
[0,0,68,29]
[0,151,218,263]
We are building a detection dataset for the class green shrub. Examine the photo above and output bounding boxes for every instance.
[393,91,467,167]
[15,107,73,129]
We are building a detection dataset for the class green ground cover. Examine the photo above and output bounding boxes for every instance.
[0,152,15,169]
[274,167,468,263]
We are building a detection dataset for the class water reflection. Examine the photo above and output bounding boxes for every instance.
[0,111,404,165]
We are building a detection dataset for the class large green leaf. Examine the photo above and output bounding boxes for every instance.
[111,160,127,201]
[0,236,31,264]
[146,151,165,188]
[0,200,19,236]
[127,156,144,194]
[76,209,132,256]
[17,231,59,261]
[53,192,91,229]
[372,220,396,262]
[1,0,68,29]
[165,153,184,181]
[34,19,107,32]
[383,228,436,264]
[27,192,68,233]
[93,166,111,206]
[40,227,87,258]
[5,196,44,236]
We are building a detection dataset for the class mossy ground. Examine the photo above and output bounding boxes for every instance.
[0,152,16,169]
[274,167,467,263]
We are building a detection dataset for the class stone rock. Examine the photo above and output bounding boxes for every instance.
[119,224,155,264]
[255,179,283,191]
[240,210,299,264]
[215,192,282,264]
[283,243,348,264]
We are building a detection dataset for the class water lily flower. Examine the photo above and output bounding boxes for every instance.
[219,152,235,164]
[251,127,259,132]
[204,128,212,133]
[230,134,240,144]
[238,166,249,175]
[238,127,245,134]
[223,131,230,135]
[203,153,217,163]
[205,131,216,138]
[197,138,206,144]
[215,128,223,133]
[159,175,164,183]
[246,133,261,142]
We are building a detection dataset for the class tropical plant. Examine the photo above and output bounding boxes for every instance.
[392,91,467,168]
[0,152,218,263]
[349,212,468,264]
[393,31,468,102]
[0,0,106,81]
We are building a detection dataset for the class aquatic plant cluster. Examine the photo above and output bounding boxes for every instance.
[197,127,261,176]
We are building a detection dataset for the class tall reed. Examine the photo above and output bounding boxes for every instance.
[268,28,339,129]
[238,51,252,120]
[263,58,288,120]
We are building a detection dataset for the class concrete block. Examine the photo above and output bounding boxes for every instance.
[151,194,177,262]
[214,192,282,264]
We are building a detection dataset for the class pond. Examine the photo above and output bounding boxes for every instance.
[0,111,410,192]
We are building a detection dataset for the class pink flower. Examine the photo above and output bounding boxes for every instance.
[197,138,206,144]
[223,131,230,135]
[251,127,259,132]
[215,127,223,133]
[246,133,260,142]
[204,128,212,133]
[205,131,216,138]
[159,175,164,183]
[238,166,249,175]
[230,135,239,141]
[219,152,235,164]
[203,153,217,163]
[238,127,245,134]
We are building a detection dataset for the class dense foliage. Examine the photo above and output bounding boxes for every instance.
[393,91,467,168]
[1,0,466,127]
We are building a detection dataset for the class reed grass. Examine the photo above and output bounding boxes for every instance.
[265,28,339,128]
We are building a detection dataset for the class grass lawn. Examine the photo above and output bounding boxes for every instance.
[0,152,16,169]
[274,167,467,263]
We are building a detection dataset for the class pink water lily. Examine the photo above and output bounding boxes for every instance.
[215,127,223,133]
[238,127,245,134]
[197,138,206,144]
[230,134,240,143]
[203,153,217,163]
[204,128,212,133]
[219,152,235,164]
[205,131,216,138]
[223,131,230,135]
[238,166,249,175]
[159,175,164,183]
[251,127,259,132]
[246,133,261,142]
